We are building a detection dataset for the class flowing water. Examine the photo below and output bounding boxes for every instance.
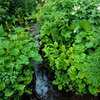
[21,23,99,100]
[34,61,68,100]
[33,32,68,100]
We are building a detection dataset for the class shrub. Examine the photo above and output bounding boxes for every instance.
[0,0,37,17]
[0,0,39,27]
[38,0,100,96]
[0,0,43,99]
[0,25,42,100]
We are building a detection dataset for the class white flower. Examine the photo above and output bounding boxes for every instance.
[71,12,76,15]
[97,6,100,11]
[73,6,80,10]
[78,6,80,10]
[73,29,76,33]
[80,2,82,4]
[73,27,78,33]
[73,6,78,10]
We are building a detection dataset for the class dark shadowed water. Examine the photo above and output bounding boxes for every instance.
[34,61,68,100]
[21,23,99,100]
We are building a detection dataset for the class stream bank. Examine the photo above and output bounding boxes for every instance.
[20,23,99,100]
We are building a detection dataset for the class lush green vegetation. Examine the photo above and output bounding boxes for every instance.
[0,0,42,99]
[38,0,100,96]
[0,0,100,99]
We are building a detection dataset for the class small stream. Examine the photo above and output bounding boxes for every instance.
[33,33,68,100]
[21,23,99,100]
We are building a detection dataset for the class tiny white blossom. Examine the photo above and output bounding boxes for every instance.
[78,6,80,10]
[97,6,100,11]
[73,29,76,33]
[71,12,76,15]
[73,6,80,11]
[73,6,78,10]
[73,27,78,33]
[80,2,82,4]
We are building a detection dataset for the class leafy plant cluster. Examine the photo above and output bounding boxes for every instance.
[0,0,43,99]
[0,24,43,100]
[0,0,38,17]
[0,24,42,100]
[38,0,100,96]
[0,0,40,27]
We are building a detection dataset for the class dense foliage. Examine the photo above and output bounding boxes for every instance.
[0,0,100,99]
[0,0,39,26]
[38,0,100,96]
[0,25,42,100]
[0,0,43,99]
[0,0,37,17]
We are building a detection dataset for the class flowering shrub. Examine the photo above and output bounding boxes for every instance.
[38,0,100,96]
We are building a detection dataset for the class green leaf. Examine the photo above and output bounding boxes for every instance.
[32,53,43,62]
[18,90,24,96]
[58,84,62,90]
[17,76,25,82]
[4,89,14,97]
[53,80,59,85]
[11,49,19,56]
[85,42,94,48]
[75,35,82,43]
[0,82,5,91]
[50,28,60,41]
[0,98,3,100]
[78,83,85,89]
[0,24,4,34]
[88,85,97,96]
[80,20,91,31]
[61,30,72,38]
[11,35,18,40]
[1,40,10,48]
[15,64,23,71]
[24,69,34,76]
[18,85,25,90]
[19,55,29,65]
[24,76,33,84]
[0,49,5,56]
